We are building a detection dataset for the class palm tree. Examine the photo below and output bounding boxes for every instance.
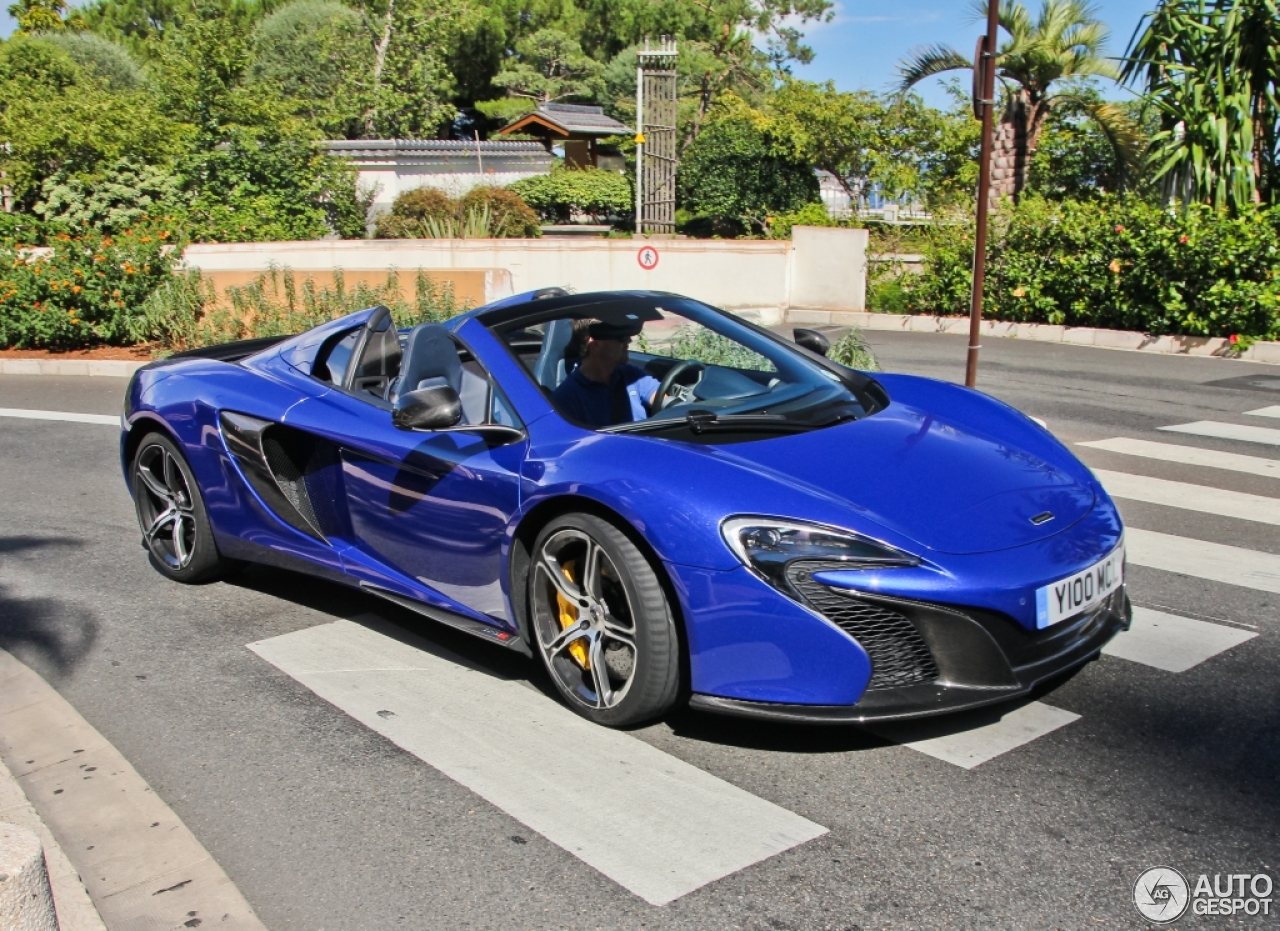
[1122,0,1280,211]
[897,0,1142,206]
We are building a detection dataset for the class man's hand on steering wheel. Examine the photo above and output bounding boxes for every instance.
[654,359,705,412]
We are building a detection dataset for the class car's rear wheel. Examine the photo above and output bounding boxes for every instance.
[131,433,229,583]
[529,513,680,727]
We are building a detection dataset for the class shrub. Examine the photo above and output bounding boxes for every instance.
[829,328,880,371]
[903,197,1280,340]
[135,266,471,352]
[375,186,541,239]
[374,186,456,238]
[677,99,820,232]
[508,166,632,224]
[35,159,182,235]
[456,186,541,238]
[767,202,837,240]
[0,223,176,350]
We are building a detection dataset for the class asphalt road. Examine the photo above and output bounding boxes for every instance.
[0,333,1277,930]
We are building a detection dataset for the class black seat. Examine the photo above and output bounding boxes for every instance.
[386,323,461,404]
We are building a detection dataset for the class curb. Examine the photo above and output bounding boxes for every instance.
[787,310,1280,365]
[1,752,106,931]
[0,822,59,931]
[0,360,147,377]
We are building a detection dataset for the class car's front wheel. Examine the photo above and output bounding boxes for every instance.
[529,513,681,727]
[131,432,231,584]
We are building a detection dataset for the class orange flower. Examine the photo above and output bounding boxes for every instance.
[71,285,82,293]
[1012,287,1026,298]
[159,231,170,240]
[111,289,121,298]
[1109,259,1122,274]
[93,254,105,262]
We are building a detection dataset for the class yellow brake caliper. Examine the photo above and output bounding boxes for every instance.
[555,559,591,669]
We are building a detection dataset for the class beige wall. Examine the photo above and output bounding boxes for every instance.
[181,228,868,321]
[197,268,503,310]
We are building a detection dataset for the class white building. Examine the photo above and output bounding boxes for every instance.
[324,139,556,219]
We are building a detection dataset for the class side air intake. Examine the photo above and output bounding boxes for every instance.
[220,412,345,541]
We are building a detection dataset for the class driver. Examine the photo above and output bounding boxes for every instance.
[552,319,660,428]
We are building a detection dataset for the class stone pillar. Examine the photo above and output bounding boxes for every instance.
[0,823,58,931]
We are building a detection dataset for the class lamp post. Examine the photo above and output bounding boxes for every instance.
[966,0,1000,388]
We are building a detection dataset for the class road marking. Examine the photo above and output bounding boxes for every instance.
[1126,527,1280,594]
[873,702,1079,770]
[248,620,827,906]
[1159,421,1280,447]
[1078,437,1280,480]
[1094,469,1280,526]
[1246,406,1280,419]
[0,407,118,425]
[1102,606,1257,673]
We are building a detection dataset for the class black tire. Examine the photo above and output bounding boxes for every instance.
[131,432,230,584]
[528,513,681,727]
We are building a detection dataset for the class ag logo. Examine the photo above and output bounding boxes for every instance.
[637,246,659,270]
[1134,867,1190,923]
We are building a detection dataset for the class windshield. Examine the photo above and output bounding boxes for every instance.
[492,297,878,440]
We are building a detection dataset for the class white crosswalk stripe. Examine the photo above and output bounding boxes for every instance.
[0,407,119,425]
[874,702,1079,770]
[1126,527,1280,594]
[249,619,826,906]
[1103,607,1257,672]
[1245,405,1280,419]
[1159,420,1280,446]
[1093,469,1280,526]
[1077,437,1280,480]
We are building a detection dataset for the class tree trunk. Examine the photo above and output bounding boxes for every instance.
[362,0,396,138]
[987,91,1047,209]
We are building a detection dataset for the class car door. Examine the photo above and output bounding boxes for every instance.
[285,310,528,626]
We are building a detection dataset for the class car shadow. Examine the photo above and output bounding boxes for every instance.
[0,535,98,680]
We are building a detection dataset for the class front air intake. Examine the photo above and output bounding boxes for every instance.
[786,561,940,690]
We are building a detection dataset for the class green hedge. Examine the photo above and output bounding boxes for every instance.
[903,197,1280,339]
[0,222,175,349]
[507,166,632,224]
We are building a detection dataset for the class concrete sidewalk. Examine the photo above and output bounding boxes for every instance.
[0,649,267,931]
[1,752,107,931]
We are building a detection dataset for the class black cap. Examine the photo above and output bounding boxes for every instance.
[587,318,643,340]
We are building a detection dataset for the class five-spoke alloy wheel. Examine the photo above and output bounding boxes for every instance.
[131,433,229,583]
[529,513,680,726]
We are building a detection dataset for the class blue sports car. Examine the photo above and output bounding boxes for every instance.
[122,289,1129,727]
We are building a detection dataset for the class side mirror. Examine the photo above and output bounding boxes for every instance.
[793,328,831,356]
[392,384,463,431]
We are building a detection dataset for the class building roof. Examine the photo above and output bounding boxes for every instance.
[322,139,555,170]
[498,103,632,139]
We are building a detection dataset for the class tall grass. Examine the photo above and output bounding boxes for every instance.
[137,266,471,352]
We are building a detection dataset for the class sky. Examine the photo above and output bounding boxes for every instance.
[794,0,1159,107]
[1,0,1158,107]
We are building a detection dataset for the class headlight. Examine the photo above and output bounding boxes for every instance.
[721,517,918,589]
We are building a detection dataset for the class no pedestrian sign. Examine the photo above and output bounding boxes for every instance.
[637,246,659,270]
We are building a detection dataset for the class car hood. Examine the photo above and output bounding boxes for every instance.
[692,376,1096,556]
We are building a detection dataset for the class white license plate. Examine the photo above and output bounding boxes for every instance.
[1035,543,1124,629]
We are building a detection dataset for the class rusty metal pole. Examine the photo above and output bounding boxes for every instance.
[966,0,1000,389]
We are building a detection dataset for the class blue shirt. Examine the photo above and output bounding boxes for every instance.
[552,364,661,428]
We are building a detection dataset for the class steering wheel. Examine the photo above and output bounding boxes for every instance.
[654,360,705,412]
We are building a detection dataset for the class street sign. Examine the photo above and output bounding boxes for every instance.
[637,245,660,270]
[972,34,989,120]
